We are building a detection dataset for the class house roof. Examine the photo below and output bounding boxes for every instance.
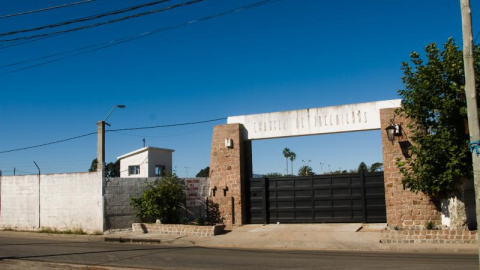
[117,147,175,160]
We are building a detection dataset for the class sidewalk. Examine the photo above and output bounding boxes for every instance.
[103,223,478,253]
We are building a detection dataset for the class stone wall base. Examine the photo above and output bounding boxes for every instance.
[132,223,225,237]
[381,227,477,244]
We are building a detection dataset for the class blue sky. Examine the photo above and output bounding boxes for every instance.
[0,0,478,177]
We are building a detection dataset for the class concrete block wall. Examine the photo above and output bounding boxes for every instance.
[380,108,441,228]
[104,177,161,229]
[104,177,210,229]
[209,124,246,228]
[0,172,103,233]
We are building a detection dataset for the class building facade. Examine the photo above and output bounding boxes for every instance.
[117,147,174,178]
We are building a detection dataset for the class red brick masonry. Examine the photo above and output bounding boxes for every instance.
[132,223,225,237]
[381,228,477,244]
[380,108,441,228]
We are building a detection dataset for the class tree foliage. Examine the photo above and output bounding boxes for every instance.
[130,173,186,223]
[105,160,120,177]
[396,38,480,199]
[88,158,98,172]
[357,162,368,173]
[264,172,283,177]
[369,162,383,172]
[196,166,210,177]
[282,148,291,175]
[88,158,120,177]
[298,165,315,176]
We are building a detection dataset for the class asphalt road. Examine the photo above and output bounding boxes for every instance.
[0,234,477,269]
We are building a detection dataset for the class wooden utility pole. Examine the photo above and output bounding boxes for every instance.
[460,0,480,265]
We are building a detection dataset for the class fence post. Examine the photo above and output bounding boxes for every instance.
[262,177,268,224]
[359,172,367,223]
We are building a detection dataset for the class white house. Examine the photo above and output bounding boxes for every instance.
[117,147,174,178]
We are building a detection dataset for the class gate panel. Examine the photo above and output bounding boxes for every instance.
[247,172,386,224]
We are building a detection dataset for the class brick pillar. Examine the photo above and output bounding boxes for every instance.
[380,108,441,228]
[209,124,248,228]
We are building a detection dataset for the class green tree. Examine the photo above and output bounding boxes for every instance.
[282,148,291,175]
[289,152,296,175]
[196,166,210,177]
[357,162,368,173]
[105,160,120,177]
[369,162,383,172]
[89,158,120,177]
[265,172,283,177]
[396,38,480,199]
[130,173,185,223]
[298,165,314,176]
[88,158,98,172]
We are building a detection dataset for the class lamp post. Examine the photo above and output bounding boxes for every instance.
[97,105,125,173]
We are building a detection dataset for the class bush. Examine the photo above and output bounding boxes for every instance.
[205,200,223,225]
[131,173,186,224]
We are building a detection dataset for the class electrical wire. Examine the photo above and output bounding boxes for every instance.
[0,0,205,42]
[0,0,172,37]
[474,29,480,44]
[0,0,100,20]
[0,117,226,154]
[0,0,281,75]
[106,118,227,132]
[0,132,97,154]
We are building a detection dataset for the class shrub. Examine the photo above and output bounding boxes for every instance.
[131,173,186,224]
[425,221,436,230]
[205,200,223,225]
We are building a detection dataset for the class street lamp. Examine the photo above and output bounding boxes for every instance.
[97,105,126,173]
[104,104,126,126]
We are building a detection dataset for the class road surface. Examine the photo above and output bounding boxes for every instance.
[0,234,476,269]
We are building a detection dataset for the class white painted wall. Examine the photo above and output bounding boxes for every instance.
[118,147,173,178]
[119,150,149,178]
[228,99,401,140]
[148,149,173,176]
[0,172,103,233]
[40,172,103,232]
[0,174,39,230]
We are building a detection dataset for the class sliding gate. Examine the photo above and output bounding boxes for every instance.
[247,172,386,224]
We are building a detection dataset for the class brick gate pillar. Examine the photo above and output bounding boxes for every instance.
[380,108,441,228]
[209,124,250,228]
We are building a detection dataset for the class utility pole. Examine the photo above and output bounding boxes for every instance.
[460,0,480,265]
[97,121,105,173]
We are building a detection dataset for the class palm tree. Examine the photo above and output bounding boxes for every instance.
[289,152,296,175]
[298,165,314,176]
[282,148,291,175]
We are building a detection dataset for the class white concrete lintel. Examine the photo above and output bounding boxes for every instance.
[227,99,401,140]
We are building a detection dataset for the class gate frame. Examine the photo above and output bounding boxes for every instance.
[209,107,441,229]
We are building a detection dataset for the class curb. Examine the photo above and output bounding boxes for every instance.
[103,237,162,244]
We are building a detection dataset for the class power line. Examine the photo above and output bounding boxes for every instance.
[0,132,97,154]
[0,0,100,20]
[106,118,227,132]
[0,0,172,37]
[0,0,205,42]
[0,0,281,75]
[0,117,226,154]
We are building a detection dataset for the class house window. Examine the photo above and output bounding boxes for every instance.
[155,165,166,176]
[129,165,140,175]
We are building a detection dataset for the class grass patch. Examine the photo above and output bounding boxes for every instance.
[39,227,87,235]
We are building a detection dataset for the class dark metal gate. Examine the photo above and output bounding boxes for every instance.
[247,172,386,224]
